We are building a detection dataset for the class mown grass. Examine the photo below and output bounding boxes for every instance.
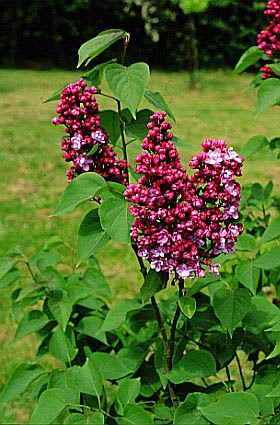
[0,68,279,423]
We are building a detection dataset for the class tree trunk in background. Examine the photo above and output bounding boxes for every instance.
[186,13,198,89]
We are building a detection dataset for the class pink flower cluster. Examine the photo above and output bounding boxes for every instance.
[124,112,244,280]
[52,78,128,184]
[257,0,280,79]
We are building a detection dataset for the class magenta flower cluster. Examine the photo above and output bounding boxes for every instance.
[52,78,128,184]
[257,0,280,79]
[124,112,244,280]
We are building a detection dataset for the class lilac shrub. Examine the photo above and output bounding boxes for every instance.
[0,26,279,425]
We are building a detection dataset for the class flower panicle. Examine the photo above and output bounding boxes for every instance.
[52,78,129,184]
[125,112,244,281]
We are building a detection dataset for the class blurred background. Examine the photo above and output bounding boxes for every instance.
[1,1,279,422]
[0,0,267,71]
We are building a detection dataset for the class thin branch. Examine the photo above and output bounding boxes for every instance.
[116,98,129,184]
[151,295,169,356]
[167,280,184,371]
[235,353,247,391]
[120,34,130,65]
[132,245,177,408]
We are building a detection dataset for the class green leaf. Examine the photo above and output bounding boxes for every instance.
[264,179,273,200]
[267,383,280,397]
[117,346,147,374]
[213,288,251,335]
[43,84,68,103]
[76,357,103,397]
[140,269,166,302]
[116,378,141,415]
[100,299,141,332]
[200,392,259,425]
[174,392,210,425]
[262,216,280,243]
[0,257,17,280]
[89,352,131,380]
[43,235,65,251]
[14,310,50,342]
[235,233,256,251]
[144,89,176,122]
[243,296,280,334]
[83,59,116,87]
[77,209,110,266]
[100,110,121,145]
[256,78,280,114]
[77,29,129,68]
[83,267,112,300]
[268,63,280,77]
[241,135,269,158]
[52,172,107,217]
[0,268,20,289]
[168,350,216,384]
[49,326,78,364]
[140,361,161,397]
[249,384,274,417]
[29,388,68,424]
[48,292,73,332]
[99,197,133,244]
[233,46,263,75]
[178,297,197,319]
[105,62,150,118]
[117,404,153,425]
[48,368,80,405]
[64,412,104,424]
[0,363,44,403]
[251,182,264,201]
[266,337,280,360]
[125,109,153,140]
[235,261,260,295]
[77,315,107,344]
[254,247,280,269]
[30,250,61,272]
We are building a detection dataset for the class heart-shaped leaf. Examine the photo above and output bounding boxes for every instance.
[105,63,150,118]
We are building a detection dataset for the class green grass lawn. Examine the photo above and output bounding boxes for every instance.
[0,68,279,423]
